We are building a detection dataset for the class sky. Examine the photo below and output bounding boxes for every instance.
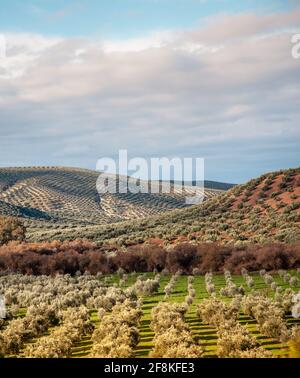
[0,0,300,183]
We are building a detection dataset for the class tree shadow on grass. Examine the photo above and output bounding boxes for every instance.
[142,304,158,311]
[143,299,161,305]
[199,334,218,342]
[239,319,256,325]
[140,319,151,327]
[139,336,154,343]
[135,348,150,358]
[75,339,93,347]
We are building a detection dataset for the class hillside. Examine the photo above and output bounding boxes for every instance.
[167,180,235,191]
[0,166,224,232]
[27,167,300,245]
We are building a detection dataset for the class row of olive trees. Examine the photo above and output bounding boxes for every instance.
[0,304,59,356]
[134,274,160,296]
[150,302,203,358]
[24,306,93,358]
[241,268,254,289]
[0,273,111,310]
[242,292,292,341]
[0,273,103,357]
[278,270,299,287]
[185,276,196,307]
[91,299,142,358]
[0,272,143,358]
[164,271,181,299]
[197,296,273,357]
[219,270,244,297]
[204,272,215,295]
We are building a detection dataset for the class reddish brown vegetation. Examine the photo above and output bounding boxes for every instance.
[0,239,299,275]
[231,171,300,212]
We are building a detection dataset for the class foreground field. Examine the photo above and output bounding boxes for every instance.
[1,269,300,358]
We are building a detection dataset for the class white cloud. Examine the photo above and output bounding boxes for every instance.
[0,9,299,182]
[0,32,62,79]
[102,31,175,53]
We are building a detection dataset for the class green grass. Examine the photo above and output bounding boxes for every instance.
[133,272,299,358]
[10,271,300,358]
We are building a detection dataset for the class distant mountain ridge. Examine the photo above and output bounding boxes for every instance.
[165,180,235,191]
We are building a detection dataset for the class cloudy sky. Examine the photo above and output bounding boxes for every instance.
[0,0,299,183]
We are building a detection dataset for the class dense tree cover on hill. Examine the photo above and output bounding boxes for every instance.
[0,167,222,230]
[26,167,300,245]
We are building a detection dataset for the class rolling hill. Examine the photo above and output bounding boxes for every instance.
[0,166,225,234]
[25,167,300,245]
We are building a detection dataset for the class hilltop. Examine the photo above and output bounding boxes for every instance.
[0,166,224,233]
[26,167,300,245]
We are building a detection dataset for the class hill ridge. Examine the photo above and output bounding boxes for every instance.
[0,166,225,230]
[24,167,299,245]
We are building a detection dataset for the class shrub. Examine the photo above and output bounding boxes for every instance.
[150,302,202,358]
[264,274,275,286]
[204,272,215,295]
[164,273,180,299]
[24,306,93,358]
[91,300,142,358]
[150,327,203,358]
[192,268,201,275]
[134,274,160,296]
[242,293,290,341]
[0,217,26,245]
[291,293,300,319]
[220,270,244,297]
[217,322,260,357]
[197,297,238,327]
[0,241,300,275]
[290,277,299,287]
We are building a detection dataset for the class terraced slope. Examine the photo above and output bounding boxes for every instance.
[0,167,224,232]
[28,167,300,245]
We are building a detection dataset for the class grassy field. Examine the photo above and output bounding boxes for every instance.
[68,271,300,358]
